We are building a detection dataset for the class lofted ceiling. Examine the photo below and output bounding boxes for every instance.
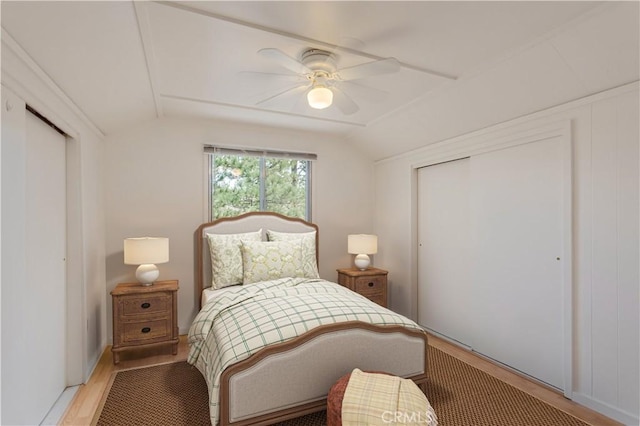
[1,1,638,160]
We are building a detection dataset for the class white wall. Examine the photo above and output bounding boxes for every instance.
[373,82,639,424]
[104,117,374,337]
[1,33,106,423]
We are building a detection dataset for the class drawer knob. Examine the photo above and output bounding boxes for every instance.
[141,327,151,333]
[141,302,151,309]
[368,282,374,287]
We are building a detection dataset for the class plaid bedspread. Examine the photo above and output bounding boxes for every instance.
[187,277,423,425]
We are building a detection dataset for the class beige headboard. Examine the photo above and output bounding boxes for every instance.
[195,212,319,307]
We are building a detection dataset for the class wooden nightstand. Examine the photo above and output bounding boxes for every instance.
[111,280,179,364]
[337,267,388,308]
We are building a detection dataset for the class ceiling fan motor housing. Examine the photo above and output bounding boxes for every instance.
[301,48,337,75]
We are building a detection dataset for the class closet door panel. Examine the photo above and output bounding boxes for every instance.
[417,158,472,345]
[469,137,564,390]
[25,110,67,422]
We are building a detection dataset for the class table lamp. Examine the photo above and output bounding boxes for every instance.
[348,234,378,270]
[124,237,169,285]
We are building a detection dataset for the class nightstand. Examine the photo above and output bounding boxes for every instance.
[111,280,179,364]
[337,267,388,308]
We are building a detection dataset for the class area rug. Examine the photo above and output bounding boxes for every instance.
[94,346,589,426]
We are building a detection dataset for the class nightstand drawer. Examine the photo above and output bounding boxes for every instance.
[122,318,171,344]
[121,293,171,316]
[354,276,385,295]
[337,268,388,308]
[365,294,386,307]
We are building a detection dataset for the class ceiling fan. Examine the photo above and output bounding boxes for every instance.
[249,47,402,115]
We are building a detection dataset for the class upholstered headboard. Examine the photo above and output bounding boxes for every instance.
[195,212,319,307]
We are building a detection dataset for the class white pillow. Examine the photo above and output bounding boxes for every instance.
[266,230,319,279]
[206,229,262,289]
[241,240,304,285]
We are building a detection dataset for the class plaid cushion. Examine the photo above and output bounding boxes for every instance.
[342,369,438,426]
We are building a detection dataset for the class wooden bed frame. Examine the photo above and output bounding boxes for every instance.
[194,212,429,425]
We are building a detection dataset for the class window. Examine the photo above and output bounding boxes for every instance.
[205,146,315,221]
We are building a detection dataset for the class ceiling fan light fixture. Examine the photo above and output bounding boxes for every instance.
[307,86,333,109]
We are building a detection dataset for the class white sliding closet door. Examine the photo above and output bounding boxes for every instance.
[417,135,566,391]
[417,158,472,346]
[25,110,67,422]
[469,138,564,390]
[2,93,68,424]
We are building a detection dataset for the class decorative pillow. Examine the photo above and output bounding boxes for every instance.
[241,240,304,285]
[206,229,262,289]
[266,230,319,279]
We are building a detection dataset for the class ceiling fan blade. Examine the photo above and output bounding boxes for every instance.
[331,87,359,115]
[256,83,310,107]
[337,57,401,81]
[258,48,312,75]
[337,81,389,103]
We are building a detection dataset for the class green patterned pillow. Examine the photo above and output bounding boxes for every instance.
[266,230,319,279]
[241,240,304,285]
[206,229,262,289]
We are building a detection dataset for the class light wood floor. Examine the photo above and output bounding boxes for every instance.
[60,334,621,426]
[60,336,190,425]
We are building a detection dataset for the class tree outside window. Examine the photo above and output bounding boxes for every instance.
[208,153,311,221]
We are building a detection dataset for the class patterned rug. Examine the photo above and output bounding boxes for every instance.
[94,346,590,425]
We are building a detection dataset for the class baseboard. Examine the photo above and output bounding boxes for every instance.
[572,392,639,425]
[42,386,80,425]
[84,341,106,383]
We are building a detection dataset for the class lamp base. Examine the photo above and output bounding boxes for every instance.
[136,264,159,286]
[354,254,371,270]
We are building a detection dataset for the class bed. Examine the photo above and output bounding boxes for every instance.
[188,212,429,426]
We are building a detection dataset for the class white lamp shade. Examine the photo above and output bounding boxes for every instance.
[307,86,333,109]
[124,237,169,265]
[347,234,378,255]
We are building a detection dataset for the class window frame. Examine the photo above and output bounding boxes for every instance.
[204,146,315,222]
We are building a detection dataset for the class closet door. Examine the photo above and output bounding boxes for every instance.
[24,110,67,422]
[2,94,68,424]
[417,158,472,345]
[417,135,566,391]
[469,138,564,390]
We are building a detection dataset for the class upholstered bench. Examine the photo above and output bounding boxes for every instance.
[327,369,437,426]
